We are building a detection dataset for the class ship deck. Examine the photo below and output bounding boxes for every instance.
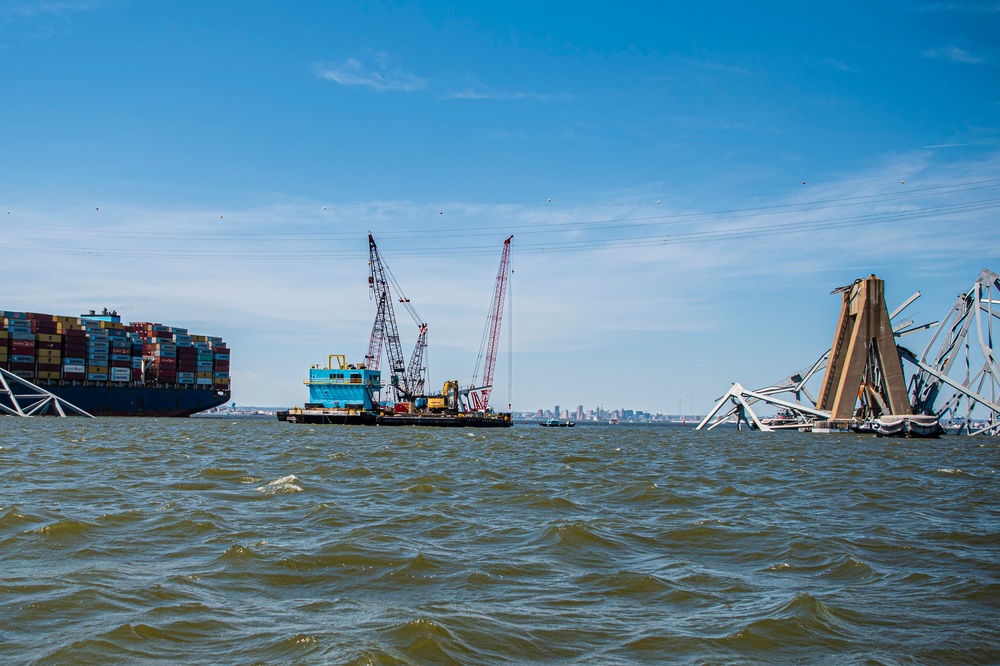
[277,409,511,428]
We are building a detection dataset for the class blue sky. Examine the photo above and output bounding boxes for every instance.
[1,1,998,413]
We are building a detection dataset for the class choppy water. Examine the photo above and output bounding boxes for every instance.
[1,419,997,664]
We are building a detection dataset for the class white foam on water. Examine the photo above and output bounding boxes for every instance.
[256,474,303,495]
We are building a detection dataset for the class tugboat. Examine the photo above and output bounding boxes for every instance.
[759,407,803,430]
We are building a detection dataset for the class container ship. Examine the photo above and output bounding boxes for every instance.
[1,308,231,417]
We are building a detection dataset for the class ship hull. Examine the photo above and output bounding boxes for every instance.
[36,383,231,417]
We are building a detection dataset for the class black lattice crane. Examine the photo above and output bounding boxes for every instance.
[364,233,428,401]
[469,235,513,412]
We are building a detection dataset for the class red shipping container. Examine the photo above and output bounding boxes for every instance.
[11,339,35,349]
[63,372,86,381]
[110,360,130,368]
[9,362,34,371]
[158,357,177,367]
[213,362,230,371]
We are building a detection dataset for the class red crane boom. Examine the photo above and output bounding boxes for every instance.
[469,235,513,412]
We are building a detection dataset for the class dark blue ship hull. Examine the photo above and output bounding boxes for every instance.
[37,383,231,417]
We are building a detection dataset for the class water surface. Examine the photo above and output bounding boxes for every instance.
[1,419,997,664]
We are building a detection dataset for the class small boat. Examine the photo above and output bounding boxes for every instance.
[609,416,619,425]
[540,418,575,427]
[760,407,803,430]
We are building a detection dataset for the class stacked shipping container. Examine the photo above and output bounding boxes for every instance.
[0,310,230,392]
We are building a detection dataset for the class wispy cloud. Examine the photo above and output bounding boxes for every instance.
[686,57,753,76]
[923,45,987,64]
[923,141,1000,148]
[315,53,427,92]
[0,0,102,21]
[913,3,1000,14]
[447,88,571,102]
[822,58,855,72]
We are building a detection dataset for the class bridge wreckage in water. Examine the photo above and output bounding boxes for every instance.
[698,269,1000,437]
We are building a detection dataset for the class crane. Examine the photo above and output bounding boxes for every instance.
[468,235,513,412]
[364,233,427,401]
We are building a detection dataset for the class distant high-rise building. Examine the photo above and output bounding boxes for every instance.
[554,405,559,420]
[576,405,584,420]
[536,409,543,418]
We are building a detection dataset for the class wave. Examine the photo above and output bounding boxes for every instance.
[521,520,628,564]
[0,506,38,531]
[385,616,474,663]
[723,592,859,652]
[199,467,250,480]
[255,474,303,495]
[32,518,98,541]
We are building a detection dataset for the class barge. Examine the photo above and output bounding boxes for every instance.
[277,355,512,428]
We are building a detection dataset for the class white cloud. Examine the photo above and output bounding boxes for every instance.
[0,0,102,21]
[447,88,571,102]
[922,46,987,64]
[914,3,1000,14]
[686,57,754,76]
[822,58,855,72]
[315,53,427,92]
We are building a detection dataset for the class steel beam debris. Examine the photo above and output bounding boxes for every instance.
[698,268,1000,435]
[0,368,93,417]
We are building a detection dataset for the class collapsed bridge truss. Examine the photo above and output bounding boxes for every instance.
[698,268,1000,435]
[905,268,1000,436]
[0,368,93,417]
